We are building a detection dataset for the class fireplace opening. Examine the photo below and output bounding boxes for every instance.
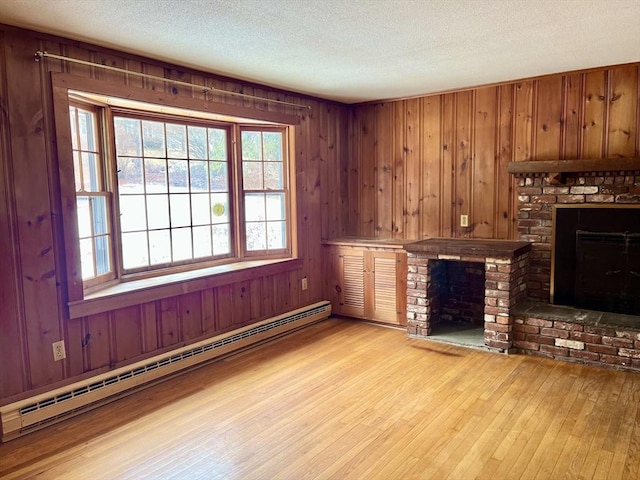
[552,206,640,316]
[429,260,485,344]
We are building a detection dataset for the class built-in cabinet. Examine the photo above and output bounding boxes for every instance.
[323,239,408,325]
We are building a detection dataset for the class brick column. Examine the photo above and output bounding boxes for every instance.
[483,252,529,351]
[406,253,429,336]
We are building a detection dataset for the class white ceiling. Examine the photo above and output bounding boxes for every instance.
[1,0,639,103]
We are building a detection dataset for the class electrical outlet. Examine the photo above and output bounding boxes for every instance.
[301,277,308,291]
[460,214,469,227]
[52,340,66,361]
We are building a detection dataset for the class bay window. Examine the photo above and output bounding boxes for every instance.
[62,92,294,296]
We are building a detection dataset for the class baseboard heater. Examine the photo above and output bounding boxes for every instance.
[0,300,331,442]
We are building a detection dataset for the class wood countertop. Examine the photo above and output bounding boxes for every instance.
[322,237,412,249]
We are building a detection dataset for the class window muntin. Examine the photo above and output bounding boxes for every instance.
[69,104,114,285]
[114,114,233,272]
[241,129,288,254]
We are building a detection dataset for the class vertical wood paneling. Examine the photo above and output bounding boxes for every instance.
[323,104,348,240]
[514,81,534,162]
[86,312,111,371]
[92,51,129,84]
[421,95,442,237]
[201,288,217,334]
[534,77,563,160]
[216,285,234,331]
[347,109,360,235]
[65,318,84,377]
[273,272,292,313]
[61,44,93,78]
[473,87,497,238]
[608,66,638,158]
[0,30,26,397]
[179,291,202,341]
[296,107,309,266]
[455,91,473,238]
[160,297,179,347]
[141,302,159,353]
[441,94,455,237]
[288,270,301,311]
[300,100,320,306]
[123,58,146,90]
[338,108,350,237]
[583,71,607,158]
[375,102,393,238]
[393,102,405,238]
[347,64,638,244]
[405,98,421,239]
[232,282,252,326]
[112,306,143,363]
[6,32,62,389]
[496,85,516,239]
[563,74,583,159]
[260,275,275,320]
[359,105,376,236]
[320,105,331,241]
[250,277,263,321]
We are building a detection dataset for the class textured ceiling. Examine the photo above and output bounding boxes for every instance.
[1,0,639,103]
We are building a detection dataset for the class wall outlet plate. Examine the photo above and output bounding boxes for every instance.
[460,215,469,227]
[53,340,66,361]
[301,277,308,291]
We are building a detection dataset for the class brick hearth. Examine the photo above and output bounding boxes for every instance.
[512,301,640,369]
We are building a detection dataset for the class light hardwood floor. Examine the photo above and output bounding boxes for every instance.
[1,317,639,479]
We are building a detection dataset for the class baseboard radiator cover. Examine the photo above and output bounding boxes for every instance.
[0,300,331,442]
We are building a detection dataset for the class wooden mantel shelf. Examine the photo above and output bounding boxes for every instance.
[508,158,640,175]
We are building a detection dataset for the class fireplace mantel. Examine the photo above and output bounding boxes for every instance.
[507,157,640,176]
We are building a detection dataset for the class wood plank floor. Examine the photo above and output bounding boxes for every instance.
[1,317,640,479]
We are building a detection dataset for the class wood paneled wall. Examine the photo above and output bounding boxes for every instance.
[347,64,640,240]
[0,26,349,403]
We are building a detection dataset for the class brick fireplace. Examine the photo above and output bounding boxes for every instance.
[512,171,640,369]
[517,174,640,305]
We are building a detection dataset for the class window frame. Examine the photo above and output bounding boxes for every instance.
[51,73,299,306]
[108,108,239,276]
[238,125,292,258]
[68,101,117,289]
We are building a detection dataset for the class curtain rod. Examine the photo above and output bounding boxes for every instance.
[34,51,311,110]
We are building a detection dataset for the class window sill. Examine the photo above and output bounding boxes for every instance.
[68,257,303,319]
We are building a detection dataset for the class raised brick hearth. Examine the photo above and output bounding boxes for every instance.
[512,301,640,369]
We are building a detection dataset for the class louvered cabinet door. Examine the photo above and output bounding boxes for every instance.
[334,248,366,317]
[365,251,407,325]
[324,244,406,325]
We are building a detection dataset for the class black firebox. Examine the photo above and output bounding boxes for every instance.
[552,206,640,316]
